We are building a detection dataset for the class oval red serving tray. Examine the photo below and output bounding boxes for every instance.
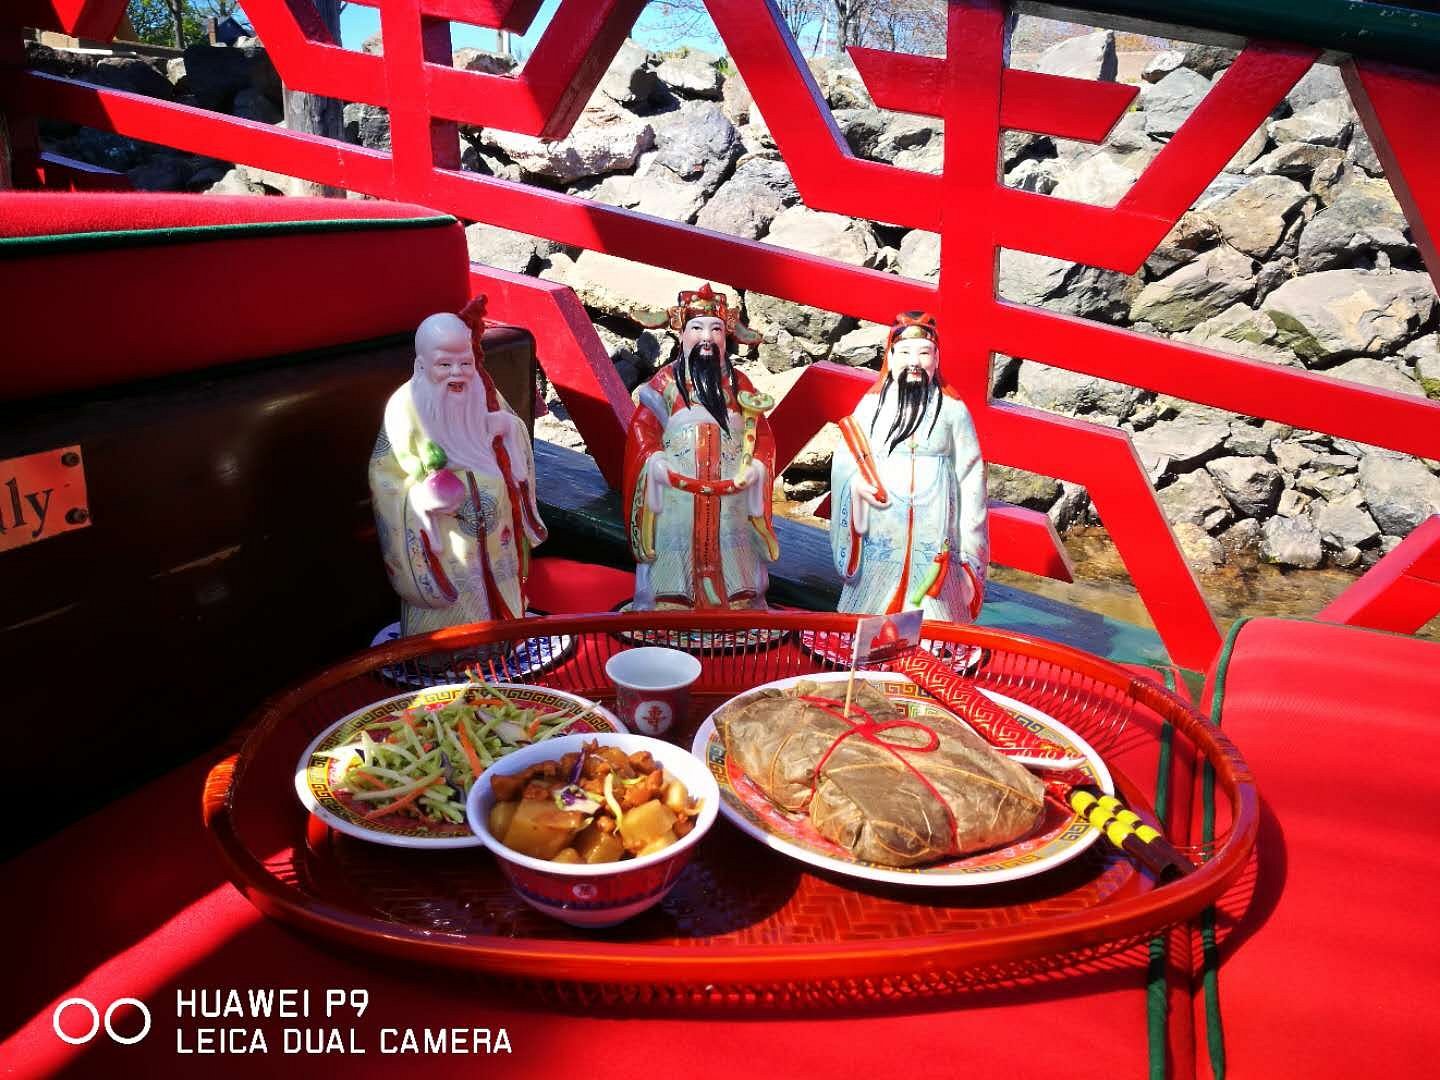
[203,612,1256,1004]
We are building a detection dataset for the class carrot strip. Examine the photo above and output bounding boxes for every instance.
[362,776,442,819]
[456,723,485,779]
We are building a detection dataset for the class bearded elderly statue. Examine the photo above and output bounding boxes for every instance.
[831,312,989,622]
[623,284,779,610]
[369,304,547,635]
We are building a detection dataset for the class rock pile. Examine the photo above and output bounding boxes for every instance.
[30,32,1440,571]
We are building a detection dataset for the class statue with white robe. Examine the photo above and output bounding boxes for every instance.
[831,313,988,622]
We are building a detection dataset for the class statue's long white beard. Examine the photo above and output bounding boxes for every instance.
[412,372,497,472]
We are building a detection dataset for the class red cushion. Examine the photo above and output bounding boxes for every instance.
[0,192,469,400]
[1200,617,1440,1077]
[526,556,635,614]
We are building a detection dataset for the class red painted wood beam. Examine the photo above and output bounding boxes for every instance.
[993,300,1440,463]
[978,400,1221,670]
[706,0,942,231]
[8,72,400,196]
[10,0,126,39]
[1346,60,1440,299]
[37,150,130,191]
[849,46,1138,142]
[1319,516,1440,634]
[996,42,1318,273]
[991,503,1076,582]
[469,264,634,489]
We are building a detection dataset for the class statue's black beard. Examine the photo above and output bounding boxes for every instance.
[872,368,941,453]
[674,341,738,437]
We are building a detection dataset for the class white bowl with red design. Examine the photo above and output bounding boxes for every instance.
[465,732,719,928]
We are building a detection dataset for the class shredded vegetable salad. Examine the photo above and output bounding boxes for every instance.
[320,687,585,827]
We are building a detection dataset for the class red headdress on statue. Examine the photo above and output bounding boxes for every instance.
[872,311,960,399]
[636,282,762,346]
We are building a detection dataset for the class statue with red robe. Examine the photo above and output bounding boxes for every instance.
[623,285,779,610]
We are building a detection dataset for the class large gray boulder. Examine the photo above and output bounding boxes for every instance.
[1268,98,1353,147]
[343,102,391,150]
[1016,363,1144,420]
[1145,211,1220,278]
[1006,158,1062,195]
[871,115,940,163]
[1295,188,1410,272]
[453,48,514,75]
[656,50,723,99]
[1128,245,1256,331]
[746,292,850,348]
[1358,454,1440,534]
[1261,515,1324,567]
[178,43,279,110]
[1311,494,1381,549]
[1158,469,1233,530]
[541,250,739,322]
[483,103,653,184]
[998,250,1131,322]
[1349,121,1383,175]
[1262,269,1436,364]
[233,87,282,124]
[897,230,940,281]
[721,71,752,126]
[1245,142,1346,184]
[765,205,881,267]
[1143,68,1211,140]
[989,466,1062,511]
[647,101,742,197]
[1207,455,1284,516]
[1207,175,1310,259]
[1285,64,1349,113]
[1182,43,1236,77]
[695,156,797,239]
[1050,152,1138,206]
[465,222,561,275]
[1132,416,1231,472]
[600,39,656,107]
[1036,30,1117,82]
[1328,356,1426,398]
[831,323,889,367]
[94,57,175,100]
[589,172,706,223]
[1141,50,1184,83]
[1406,334,1440,398]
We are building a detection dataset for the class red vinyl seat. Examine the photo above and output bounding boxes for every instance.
[1200,616,1440,1077]
[0,191,469,400]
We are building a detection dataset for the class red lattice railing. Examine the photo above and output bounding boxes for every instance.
[4,0,1439,670]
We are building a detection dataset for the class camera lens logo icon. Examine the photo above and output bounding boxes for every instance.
[52,998,151,1045]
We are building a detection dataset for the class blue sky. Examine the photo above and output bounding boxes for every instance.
[329,1,725,58]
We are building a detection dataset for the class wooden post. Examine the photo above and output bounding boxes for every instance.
[282,0,345,197]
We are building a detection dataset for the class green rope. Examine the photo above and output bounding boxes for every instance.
[1197,619,1251,1080]
[1145,667,1178,1080]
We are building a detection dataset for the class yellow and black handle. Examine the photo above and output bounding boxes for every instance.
[1069,786,1194,881]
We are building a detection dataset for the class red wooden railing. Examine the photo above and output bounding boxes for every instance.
[4,0,1439,669]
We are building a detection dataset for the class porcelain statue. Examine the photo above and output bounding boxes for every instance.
[369,302,546,635]
[623,284,779,610]
[831,312,988,622]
